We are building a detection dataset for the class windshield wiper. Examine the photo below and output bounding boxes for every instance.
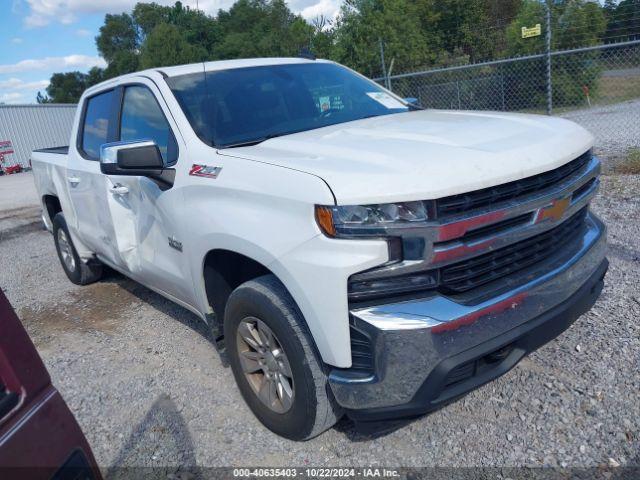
[220,127,314,149]
[220,133,284,149]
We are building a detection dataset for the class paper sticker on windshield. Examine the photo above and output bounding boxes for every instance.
[366,92,407,109]
[319,96,331,112]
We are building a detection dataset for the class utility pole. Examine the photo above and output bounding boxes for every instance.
[545,0,553,115]
[379,39,388,88]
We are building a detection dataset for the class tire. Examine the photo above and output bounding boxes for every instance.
[224,274,343,440]
[52,213,103,285]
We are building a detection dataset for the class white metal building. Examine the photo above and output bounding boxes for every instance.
[0,104,77,169]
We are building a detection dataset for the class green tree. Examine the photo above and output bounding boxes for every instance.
[333,0,440,78]
[104,51,139,78]
[139,23,207,68]
[86,66,105,86]
[555,0,607,49]
[134,1,222,56]
[432,0,499,62]
[504,0,607,109]
[132,2,173,38]
[215,0,312,59]
[604,0,640,42]
[505,0,546,56]
[96,13,139,64]
[95,12,140,78]
[51,0,615,106]
[46,1,229,99]
[37,68,105,103]
[42,72,88,103]
[307,15,336,59]
[552,1,607,106]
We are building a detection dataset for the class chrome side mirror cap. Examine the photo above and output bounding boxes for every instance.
[99,140,164,176]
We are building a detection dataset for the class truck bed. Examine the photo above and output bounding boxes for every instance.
[33,146,69,155]
[31,148,70,232]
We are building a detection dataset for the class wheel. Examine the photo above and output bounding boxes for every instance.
[52,213,103,285]
[224,274,343,440]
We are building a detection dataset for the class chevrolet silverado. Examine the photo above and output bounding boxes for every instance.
[31,57,607,440]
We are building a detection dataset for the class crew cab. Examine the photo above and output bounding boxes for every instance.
[31,57,607,440]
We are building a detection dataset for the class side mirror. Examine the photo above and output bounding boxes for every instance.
[100,140,164,177]
[404,97,420,107]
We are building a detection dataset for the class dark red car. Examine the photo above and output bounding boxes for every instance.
[0,290,101,480]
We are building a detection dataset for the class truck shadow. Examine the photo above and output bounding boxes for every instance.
[103,268,231,368]
[100,267,228,366]
[104,394,203,479]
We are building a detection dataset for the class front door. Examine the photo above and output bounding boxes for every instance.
[100,80,195,306]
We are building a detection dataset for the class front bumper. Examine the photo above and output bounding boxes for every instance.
[329,212,607,420]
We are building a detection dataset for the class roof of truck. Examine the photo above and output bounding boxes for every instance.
[162,57,329,77]
[85,57,331,95]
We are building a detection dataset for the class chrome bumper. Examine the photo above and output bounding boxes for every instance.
[329,212,607,412]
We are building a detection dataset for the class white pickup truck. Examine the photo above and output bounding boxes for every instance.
[31,57,607,440]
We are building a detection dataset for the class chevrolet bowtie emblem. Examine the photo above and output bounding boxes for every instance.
[536,197,571,223]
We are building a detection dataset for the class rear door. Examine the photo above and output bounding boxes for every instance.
[65,88,120,257]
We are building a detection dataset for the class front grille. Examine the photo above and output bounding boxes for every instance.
[455,212,533,244]
[436,151,592,217]
[572,177,596,201]
[440,208,588,293]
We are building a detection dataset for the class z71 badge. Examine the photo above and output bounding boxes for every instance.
[189,164,222,178]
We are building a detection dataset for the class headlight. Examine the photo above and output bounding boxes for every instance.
[315,201,429,237]
[315,202,437,301]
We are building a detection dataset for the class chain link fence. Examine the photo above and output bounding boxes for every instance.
[376,40,640,165]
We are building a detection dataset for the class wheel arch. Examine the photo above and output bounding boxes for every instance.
[42,194,62,227]
[199,247,332,369]
[202,248,273,331]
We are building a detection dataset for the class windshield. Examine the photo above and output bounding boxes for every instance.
[166,62,410,148]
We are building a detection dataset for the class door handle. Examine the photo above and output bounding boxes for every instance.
[67,176,80,186]
[109,184,129,195]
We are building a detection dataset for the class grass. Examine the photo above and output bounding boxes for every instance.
[595,74,640,105]
[542,74,640,115]
[507,70,640,116]
[614,148,640,175]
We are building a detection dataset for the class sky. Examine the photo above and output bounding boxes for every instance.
[0,0,344,105]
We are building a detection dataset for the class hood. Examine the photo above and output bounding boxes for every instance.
[219,110,594,205]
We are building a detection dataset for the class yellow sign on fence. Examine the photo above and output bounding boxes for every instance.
[521,24,542,38]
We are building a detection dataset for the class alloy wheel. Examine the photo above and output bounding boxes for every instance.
[236,317,294,414]
[57,229,76,272]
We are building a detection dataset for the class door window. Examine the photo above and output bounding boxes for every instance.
[119,86,177,165]
[80,90,114,160]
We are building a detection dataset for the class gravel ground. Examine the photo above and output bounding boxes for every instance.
[561,99,640,168]
[0,171,638,471]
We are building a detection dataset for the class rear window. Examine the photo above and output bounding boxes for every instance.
[81,90,114,160]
